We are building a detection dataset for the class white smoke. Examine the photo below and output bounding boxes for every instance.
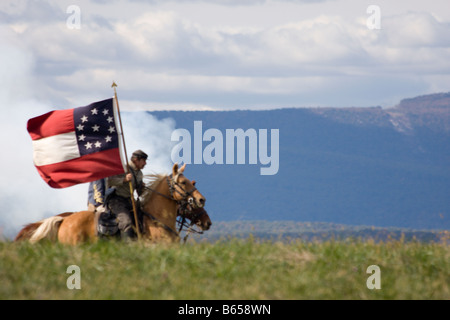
[0,32,176,239]
[121,111,176,176]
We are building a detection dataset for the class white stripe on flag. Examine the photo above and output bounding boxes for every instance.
[32,131,80,166]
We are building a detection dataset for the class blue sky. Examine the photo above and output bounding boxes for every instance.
[1,0,450,111]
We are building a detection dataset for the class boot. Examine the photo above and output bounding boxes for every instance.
[121,227,137,242]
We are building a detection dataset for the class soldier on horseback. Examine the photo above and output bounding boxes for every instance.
[105,149,148,240]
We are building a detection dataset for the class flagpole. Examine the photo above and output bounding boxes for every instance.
[111,82,142,240]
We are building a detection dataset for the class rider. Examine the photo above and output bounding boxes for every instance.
[106,149,148,240]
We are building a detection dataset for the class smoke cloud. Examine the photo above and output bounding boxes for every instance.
[0,31,176,239]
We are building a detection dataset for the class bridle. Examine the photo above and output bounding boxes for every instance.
[166,175,198,207]
[143,174,206,239]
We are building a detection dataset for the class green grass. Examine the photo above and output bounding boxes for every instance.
[0,237,448,300]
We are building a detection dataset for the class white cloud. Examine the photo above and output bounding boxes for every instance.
[1,0,450,110]
[382,12,450,48]
[355,12,450,76]
[115,11,182,61]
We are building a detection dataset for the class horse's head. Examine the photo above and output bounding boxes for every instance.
[141,164,209,243]
[170,163,206,209]
[183,205,212,231]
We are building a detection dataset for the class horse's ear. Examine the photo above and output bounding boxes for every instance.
[179,163,186,174]
[192,180,196,186]
[172,163,179,176]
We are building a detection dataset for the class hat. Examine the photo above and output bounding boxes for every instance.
[132,149,148,160]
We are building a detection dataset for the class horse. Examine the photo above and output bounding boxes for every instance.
[15,163,208,245]
[14,205,212,243]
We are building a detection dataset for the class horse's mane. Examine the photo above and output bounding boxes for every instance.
[141,174,168,207]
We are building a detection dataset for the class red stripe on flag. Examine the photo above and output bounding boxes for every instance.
[27,109,74,140]
[34,148,125,188]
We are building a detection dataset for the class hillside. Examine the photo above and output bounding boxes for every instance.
[149,92,450,230]
[195,221,447,243]
[1,240,449,299]
[309,92,450,133]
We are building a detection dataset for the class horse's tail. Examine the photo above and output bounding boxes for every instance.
[15,212,75,242]
[28,216,65,243]
[14,222,43,241]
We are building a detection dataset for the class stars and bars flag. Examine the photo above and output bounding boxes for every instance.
[27,98,127,188]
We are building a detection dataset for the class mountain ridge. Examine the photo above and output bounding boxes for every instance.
[307,91,450,133]
[148,92,450,230]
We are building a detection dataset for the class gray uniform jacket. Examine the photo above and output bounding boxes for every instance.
[106,162,144,199]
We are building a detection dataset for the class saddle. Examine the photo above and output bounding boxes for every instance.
[96,197,145,239]
[96,206,120,238]
[91,179,145,239]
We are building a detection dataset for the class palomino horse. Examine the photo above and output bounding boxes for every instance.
[15,164,208,245]
[14,206,212,242]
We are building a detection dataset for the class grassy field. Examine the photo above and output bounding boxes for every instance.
[0,237,449,300]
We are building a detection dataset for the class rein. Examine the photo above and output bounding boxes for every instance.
[140,210,179,238]
[142,175,204,240]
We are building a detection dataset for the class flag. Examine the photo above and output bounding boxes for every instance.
[27,98,127,188]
